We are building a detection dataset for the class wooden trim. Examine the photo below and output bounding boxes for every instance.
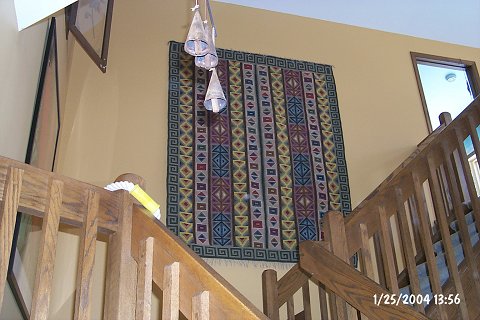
[410,52,434,133]
[30,179,63,319]
[0,167,23,309]
[299,241,429,320]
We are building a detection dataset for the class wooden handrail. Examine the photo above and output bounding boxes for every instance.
[130,205,268,319]
[0,156,121,233]
[262,96,480,319]
[0,157,268,319]
[345,97,480,256]
[0,157,124,318]
[299,241,429,320]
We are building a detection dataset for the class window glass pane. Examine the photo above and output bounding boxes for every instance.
[417,63,474,129]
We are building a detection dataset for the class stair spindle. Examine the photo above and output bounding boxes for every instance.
[73,190,100,320]
[302,282,312,320]
[192,291,209,320]
[412,171,448,320]
[394,187,424,313]
[162,262,180,320]
[442,140,480,300]
[454,126,480,233]
[0,167,23,309]
[378,206,400,294]
[427,154,469,319]
[136,237,154,320]
[30,179,63,320]
[286,296,294,319]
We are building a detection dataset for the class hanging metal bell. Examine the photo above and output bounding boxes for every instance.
[184,9,209,56]
[204,68,227,113]
[195,24,218,69]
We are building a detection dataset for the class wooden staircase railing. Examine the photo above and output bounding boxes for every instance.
[263,96,480,319]
[0,156,268,319]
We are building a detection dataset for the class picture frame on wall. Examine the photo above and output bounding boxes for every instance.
[66,0,115,73]
[7,17,61,320]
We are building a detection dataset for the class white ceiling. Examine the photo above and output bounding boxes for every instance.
[215,0,480,48]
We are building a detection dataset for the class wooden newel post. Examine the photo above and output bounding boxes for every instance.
[323,211,349,320]
[103,176,140,320]
[115,173,146,189]
[439,112,452,126]
[115,173,147,206]
[262,269,280,320]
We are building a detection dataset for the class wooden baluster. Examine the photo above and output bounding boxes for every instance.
[318,284,329,320]
[455,126,480,232]
[103,190,137,320]
[467,116,480,165]
[427,154,469,319]
[302,282,312,320]
[286,296,295,320]
[162,262,180,320]
[74,190,99,320]
[262,269,280,320]
[394,187,424,313]
[192,291,209,320]
[407,197,422,256]
[378,205,399,294]
[359,223,374,280]
[359,223,374,320]
[442,141,480,299]
[412,171,448,320]
[323,211,348,320]
[372,233,386,288]
[0,167,23,309]
[30,180,63,320]
[136,237,154,320]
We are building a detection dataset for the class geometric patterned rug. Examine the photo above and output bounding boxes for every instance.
[166,41,351,262]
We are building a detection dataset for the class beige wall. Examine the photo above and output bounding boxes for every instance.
[0,0,47,162]
[0,2,70,317]
[0,1,47,318]
[54,0,480,313]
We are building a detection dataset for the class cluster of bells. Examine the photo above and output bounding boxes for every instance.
[185,3,227,113]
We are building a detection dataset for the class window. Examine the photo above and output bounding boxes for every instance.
[411,52,480,132]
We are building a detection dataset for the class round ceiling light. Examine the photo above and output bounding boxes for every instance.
[445,73,457,82]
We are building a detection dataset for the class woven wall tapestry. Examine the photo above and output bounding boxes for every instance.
[167,41,351,262]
